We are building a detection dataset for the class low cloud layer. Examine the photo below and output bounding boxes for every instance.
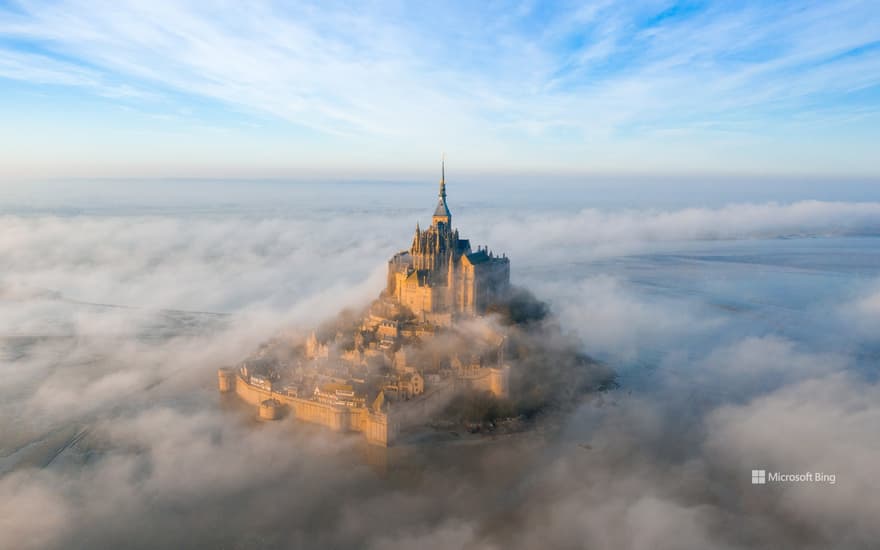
[478,200,880,264]
[2,197,879,549]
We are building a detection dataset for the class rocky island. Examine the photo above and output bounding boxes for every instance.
[219,163,614,446]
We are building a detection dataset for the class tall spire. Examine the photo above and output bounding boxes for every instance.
[439,152,446,200]
[432,153,452,227]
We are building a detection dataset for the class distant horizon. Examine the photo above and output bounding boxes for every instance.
[5,173,880,218]
[5,169,880,184]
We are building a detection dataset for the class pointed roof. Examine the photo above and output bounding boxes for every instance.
[433,155,451,220]
[433,199,451,218]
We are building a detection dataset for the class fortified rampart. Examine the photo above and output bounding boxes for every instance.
[220,370,397,447]
[456,365,511,398]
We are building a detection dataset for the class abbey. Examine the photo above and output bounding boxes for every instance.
[218,167,611,447]
[386,161,510,324]
[220,162,516,447]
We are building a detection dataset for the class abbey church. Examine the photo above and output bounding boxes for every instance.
[385,162,510,324]
[220,162,517,446]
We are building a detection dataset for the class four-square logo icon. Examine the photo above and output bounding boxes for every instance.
[751,469,766,484]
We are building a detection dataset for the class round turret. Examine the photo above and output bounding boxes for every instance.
[259,398,282,420]
[218,367,235,393]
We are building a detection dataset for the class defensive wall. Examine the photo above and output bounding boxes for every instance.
[218,368,397,447]
[455,365,511,398]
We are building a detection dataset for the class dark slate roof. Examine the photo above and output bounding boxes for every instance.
[465,250,491,264]
[433,199,451,218]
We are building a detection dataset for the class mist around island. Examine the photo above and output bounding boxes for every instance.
[2,0,879,546]
[1,181,879,549]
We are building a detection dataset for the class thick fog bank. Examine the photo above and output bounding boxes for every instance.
[2,198,879,549]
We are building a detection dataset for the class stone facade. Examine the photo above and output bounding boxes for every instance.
[456,365,511,399]
[224,371,397,446]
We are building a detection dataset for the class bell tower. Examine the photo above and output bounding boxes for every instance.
[432,155,452,229]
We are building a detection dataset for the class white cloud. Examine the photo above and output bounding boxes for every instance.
[706,373,880,545]
[1,1,879,175]
[1,198,879,548]
[480,200,880,267]
[838,283,880,339]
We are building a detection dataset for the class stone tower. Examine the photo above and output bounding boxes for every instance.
[432,157,451,229]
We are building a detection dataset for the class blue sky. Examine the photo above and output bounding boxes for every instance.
[0,0,878,179]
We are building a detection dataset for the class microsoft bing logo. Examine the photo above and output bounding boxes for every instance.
[750,468,835,485]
